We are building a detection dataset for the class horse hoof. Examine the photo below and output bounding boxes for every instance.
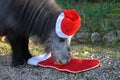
[12,59,25,67]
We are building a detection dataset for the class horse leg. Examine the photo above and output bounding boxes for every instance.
[6,30,32,66]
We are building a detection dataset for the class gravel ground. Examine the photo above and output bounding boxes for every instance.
[0,48,120,80]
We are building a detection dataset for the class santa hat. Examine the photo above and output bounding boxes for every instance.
[56,9,81,38]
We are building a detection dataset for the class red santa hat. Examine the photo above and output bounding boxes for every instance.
[56,9,81,38]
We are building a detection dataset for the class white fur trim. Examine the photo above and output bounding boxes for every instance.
[56,13,72,38]
[27,53,51,65]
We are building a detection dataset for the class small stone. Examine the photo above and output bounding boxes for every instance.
[91,32,101,43]
[102,31,117,43]
[74,33,91,39]
[116,30,120,39]
[73,33,91,43]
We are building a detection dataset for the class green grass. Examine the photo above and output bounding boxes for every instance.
[71,44,120,59]
[28,41,45,56]
[0,40,119,59]
[0,42,11,54]
[56,0,120,36]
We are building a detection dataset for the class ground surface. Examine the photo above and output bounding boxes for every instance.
[0,44,120,80]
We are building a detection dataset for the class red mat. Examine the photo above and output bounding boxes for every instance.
[38,57,100,73]
[28,53,100,73]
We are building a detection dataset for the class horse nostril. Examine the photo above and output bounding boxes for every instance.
[64,59,70,64]
[59,56,71,64]
[64,58,70,64]
[67,57,71,63]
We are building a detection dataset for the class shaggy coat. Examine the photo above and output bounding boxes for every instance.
[0,0,71,66]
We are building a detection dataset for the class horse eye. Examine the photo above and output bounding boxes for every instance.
[59,38,66,42]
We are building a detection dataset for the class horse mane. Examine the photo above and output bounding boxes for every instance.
[13,0,62,41]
